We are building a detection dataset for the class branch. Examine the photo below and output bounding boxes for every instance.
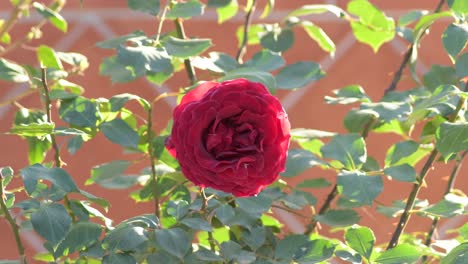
[422,151,467,262]
[0,175,27,264]
[236,0,257,63]
[201,188,216,251]
[0,0,30,43]
[305,118,375,235]
[147,107,160,219]
[387,81,466,249]
[383,0,446,95]
[40,68,76,222]
[174,18,197,85]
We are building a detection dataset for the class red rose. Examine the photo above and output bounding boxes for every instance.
[166,79,290,197]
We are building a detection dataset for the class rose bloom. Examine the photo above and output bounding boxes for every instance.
[166,79,290,197]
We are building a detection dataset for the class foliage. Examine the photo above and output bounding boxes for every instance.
[0,0,467,263]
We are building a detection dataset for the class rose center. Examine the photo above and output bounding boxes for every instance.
[205,115,262,161]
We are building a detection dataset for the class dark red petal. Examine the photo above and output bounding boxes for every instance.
[180,81,218,107]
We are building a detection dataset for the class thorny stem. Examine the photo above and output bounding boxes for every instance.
[40,68,76,222]
[306,118,375,235]
[201,188,216,251]
[388,80,467,250]
[174,18,197,85]
[236,0,257,63]
[0,176,27,264]
[383,0,446,95]
[422,151,467,262]
[147,107,160,219]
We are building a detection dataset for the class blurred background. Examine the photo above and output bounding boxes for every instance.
[1,0,466,260]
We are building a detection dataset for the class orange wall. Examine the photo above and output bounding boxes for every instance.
[0,0,466,261]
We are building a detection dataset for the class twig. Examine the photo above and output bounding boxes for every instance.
[383,0,446,95]
[422,151,467,262]
[0,21,47,57]
[236,0,257,63]
[40,68,76,222]
[174,18,197,85]
[0,175,27,264]
[147,106,160,219]
[0,0,30,42]
[305,118,375,235]
[0,89,36,108]
[201,188,216,251]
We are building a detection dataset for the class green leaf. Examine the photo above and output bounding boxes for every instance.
[155,228,191,259]
[59,97,98,128]
[374,244,420,264]
[32,2,67,32]
[241,226,266,250]
[422,193,467,218]
[337,171,383,205]
[297,178,331,188]
[343,109,378,134]
[423,65,458,92]
[109,93,150,112]
[103,253,136,264]
[413,12,453,42]
[127,0,159,16]
[117,46,173,78]
[443,24,468,62]
[100,119,140,149]
[441,242,468,264]
[398,10,428,27]
[87,160,145,189]
[325,85,371,104]
[20,164,79,195]
[31,203,72,246]
[456,52,468,78]
[384,164,417,182]
[215,204,235,225]
[447,0,468,15]
[260,27,294,53]
[37,45,63,69]
[103,225,148,251]
[180,218,212,231]
[286,4,345,18]
[236,24,265,47]
[436,122,468,161]
[347,0,395,52]
[96,31,146,49]
[167,0,204,19]
[275,234,308,260]
[194,247,224,262]
[0,167,14,187]
[294,239,336,263]
[245,49,285,71]
[281,149,325,177]
[164,37,211,59]
[281,190,317,209]
[345,226,375,261]
[0,58,29,83]
[276,61,325,89]
[207,0,231,8]
[385,140,430,166]
[216,0,238,23]
[221,67,276,90]
[321,134,367,170]
[100,56,136,83]
[54,222,102,257]
[10,122,54,137]
[300,21,336,55]
[192,52,238,73]
[361,102,412,123]
[26,138,52,164]
[314,209,360,227]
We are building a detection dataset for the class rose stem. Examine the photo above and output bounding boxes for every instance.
[174,18,197,85]
[0,174,27,264]
[305,117,376,235]
[387,81,467,250]
[421,151,466,262]
[201,188,216,251]
[40,67,76,222]
[147,106,160,220]
[383,0,445,95]
[236,0,257,64]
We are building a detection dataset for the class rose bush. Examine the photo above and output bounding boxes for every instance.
[166,79,290,197]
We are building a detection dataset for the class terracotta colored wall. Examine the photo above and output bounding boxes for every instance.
[0,0,466,261]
